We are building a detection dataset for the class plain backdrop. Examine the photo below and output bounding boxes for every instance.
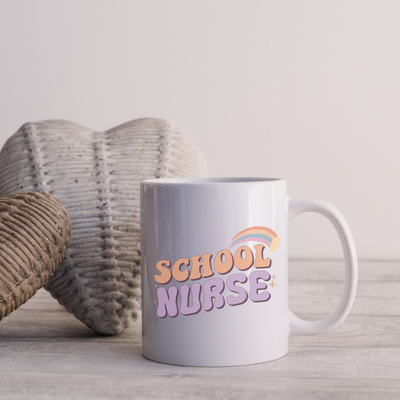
[0,0,399,260]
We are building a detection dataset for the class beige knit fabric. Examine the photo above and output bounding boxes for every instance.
[0,118,208,334]
[0,192,71,320]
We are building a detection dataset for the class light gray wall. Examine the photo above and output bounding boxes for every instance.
[1,0,399,260]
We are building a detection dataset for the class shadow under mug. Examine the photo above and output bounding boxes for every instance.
[140,177,358,367]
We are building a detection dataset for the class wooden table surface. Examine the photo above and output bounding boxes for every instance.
[0,260,399,400]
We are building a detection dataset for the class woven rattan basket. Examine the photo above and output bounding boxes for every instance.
[0,118,208,334]
[0,192,71,321]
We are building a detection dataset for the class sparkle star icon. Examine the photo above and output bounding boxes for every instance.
[270,280,277,289]
[272,275,276,279]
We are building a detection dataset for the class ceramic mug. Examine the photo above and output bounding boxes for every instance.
[140,178,357,367]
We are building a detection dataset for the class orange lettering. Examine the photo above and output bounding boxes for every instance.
[154,260,172,284]
[172,258,190,282]
[254,244,271,268]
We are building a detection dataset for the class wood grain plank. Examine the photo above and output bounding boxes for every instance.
[0,341,399,379]
[0,260,398,400]
[290,315,400,348]
[288,280,400,317]
[1,374,400,400]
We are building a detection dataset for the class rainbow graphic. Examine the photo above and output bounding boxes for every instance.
[229,226,280,252]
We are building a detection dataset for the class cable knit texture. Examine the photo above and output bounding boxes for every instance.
[0,192,71,320]
[0,118,208,335]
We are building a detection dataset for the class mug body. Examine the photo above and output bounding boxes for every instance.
[140,177,289,366]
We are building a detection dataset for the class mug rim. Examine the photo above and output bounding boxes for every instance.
[141,177,284,185]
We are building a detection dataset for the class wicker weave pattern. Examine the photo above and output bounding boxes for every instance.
[0,192,71,320]
[0,118,208,334]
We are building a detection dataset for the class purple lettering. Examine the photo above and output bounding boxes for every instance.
[226,273,248,306]
[249,270,271,302]
[180,283,202,316]
[156,286,179,318]
[203,278,225,311]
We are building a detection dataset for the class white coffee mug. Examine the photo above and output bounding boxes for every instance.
[140,178,357,366]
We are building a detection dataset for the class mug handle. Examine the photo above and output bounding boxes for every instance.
[288,198,358,335]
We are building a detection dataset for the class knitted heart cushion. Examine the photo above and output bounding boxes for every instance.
[0,118,208,334]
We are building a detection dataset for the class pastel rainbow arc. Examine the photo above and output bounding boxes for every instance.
[229,226,280,252]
